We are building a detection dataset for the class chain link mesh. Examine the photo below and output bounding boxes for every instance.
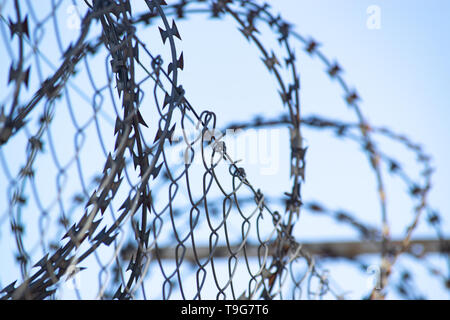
[0,0,448,299]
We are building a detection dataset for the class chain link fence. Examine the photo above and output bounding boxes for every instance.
[0,0,448,299]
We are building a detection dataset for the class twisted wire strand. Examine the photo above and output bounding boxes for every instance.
[0,0,447,300]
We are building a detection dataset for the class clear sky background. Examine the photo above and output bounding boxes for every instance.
[173,0,450,298]
[0,0,449,299]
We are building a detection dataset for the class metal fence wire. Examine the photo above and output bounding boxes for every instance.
[0,0,448,300]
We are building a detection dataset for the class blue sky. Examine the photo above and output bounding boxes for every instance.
[173,0,450,298]
[0,0,449,299]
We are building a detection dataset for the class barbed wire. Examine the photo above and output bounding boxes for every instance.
[0,0,448,300]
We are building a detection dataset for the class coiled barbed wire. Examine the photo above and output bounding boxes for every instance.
[0,0,448,300]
